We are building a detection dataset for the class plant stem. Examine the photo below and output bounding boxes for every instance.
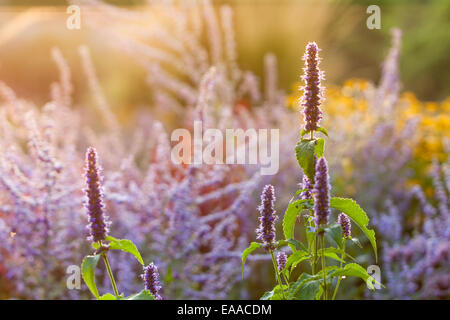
[282,272,290,290]
[310,131,314,140]
[313,234,318,275]
[332,240,346,300]
[102,252,119,297]
[320,235,327,300]
[270,250,287,300]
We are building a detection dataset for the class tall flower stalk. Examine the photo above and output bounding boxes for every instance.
[255,185,286,299]
[243,41,379,300]
[300,42,324,135]
[83,147,119,297]
[256,185,278,251]
[81,147,162,300]
[84,147,110,243]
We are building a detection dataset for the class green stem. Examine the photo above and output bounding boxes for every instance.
[320,235,327,300]
[101,252,119,297]
[270,250,287,300]
[282,272,290,290]
[332,241,346,300]
[313,234,318,275]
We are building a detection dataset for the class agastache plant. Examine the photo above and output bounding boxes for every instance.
[81,147,162,300]
[242,42,381,300]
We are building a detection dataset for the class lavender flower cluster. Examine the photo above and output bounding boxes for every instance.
[300,42,325,133]
[0,1,292,299]
[141,263,163,300]
[84,147,110,243]
[313,158,331,228]
[256,185,278,250]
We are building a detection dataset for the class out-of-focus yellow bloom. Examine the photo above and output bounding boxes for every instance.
[286,78,449,169]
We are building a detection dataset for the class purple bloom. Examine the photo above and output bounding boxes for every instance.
[84,147,110,243]
[277,251,287,271]
[313,157,331,228]
[300,42,324,132]
[141,262,163,300]
[338,213,351,238]
[300,175,313,200]
[256,184,278,250]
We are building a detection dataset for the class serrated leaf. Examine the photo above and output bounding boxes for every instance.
[325,224,343,249]
[314,138,325,158]
[285,250,309,271]
[105,236,144,265]
[300,129,306,138]
[317,127,328,137]
[81,254,101,299]
[282,200,308,252]
[317,248,345,263]
[99,293,118,300]
[295,139,319,181]
[288,273,320,300]
[241,242,263,277]
[285,239,308,252]
[329,263,381,290]
[350,237,363,248]
[127,290,156,300]
[330,198,378,262]
[260,290,275,300]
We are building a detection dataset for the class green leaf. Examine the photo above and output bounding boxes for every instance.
[295,139,324,181]
[330,197,378,262]
[288,273,320,300]
[99,293,118,300]
[241,242,263,277]
[285,250,310,271]
[329,263,381,290]
[317,127,329,137]
[314,138,325,158]
[285,239,308,252]
[81,255,101,299]
[127,290,156,300]
[350,237,363,248]
[325,224,343,249]
[317,248,345,263]
[105,236,144,265]
[282,200,309,252]
[293,188,306,198]
[306,227,315,251]
[260,290,283,300]
[260,290,275,300]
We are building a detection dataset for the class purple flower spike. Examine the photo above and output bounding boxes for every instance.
[84,147,110,243]
[300,42,325,133]
[338,213,351,238]
[256,184,278,250]
[277,252,287,271]
[313,157,331,228]
[300,175,313,200]
[141,262,163,300]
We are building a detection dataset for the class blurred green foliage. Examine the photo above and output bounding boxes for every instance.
[336,0,450,100]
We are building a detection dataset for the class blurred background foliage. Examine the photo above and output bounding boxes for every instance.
[0,0,448,106]
[0,0,448,300]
